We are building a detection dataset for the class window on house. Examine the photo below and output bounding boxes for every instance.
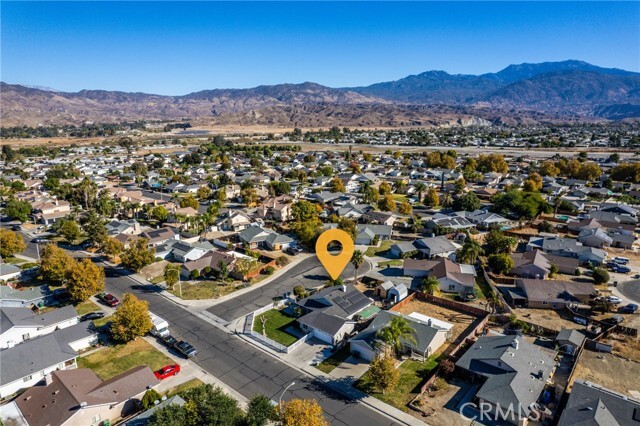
[91,414,101,424]
[23,375,32,382]
[22,333,30,341]
[448,285,455,291]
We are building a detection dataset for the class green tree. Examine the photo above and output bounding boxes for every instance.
[197,185,212,200]
[330,178,346,193]
[110,293,153,343]
[246,394,277,426]
[164,263,181,289]
[337,217,357,241]
[58,218,81,243]
[351,250,364,283]
[488,253,514,275]
[423,188,440,207]
[67,258,105,301]
[368,346,400,395]
[150,205,169,223]
[278,398,328,426]
[457,238,484,264]
[141,389,162,410]
[121,238,156,272]
[398,201,412,215]
[0,229,26,258]
[378,181,392,196]
[82,210,107,245]
[217,260,230,281]
[179,195,199,209]
[421,276,440,295]
[4,199,32,222]
[592,267,610,285]
[484,228,516,255]
[376,316,417,356]
[452,192,481,212]
[102,237,124,258]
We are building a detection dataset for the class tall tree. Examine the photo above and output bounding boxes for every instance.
[67,258,105,301]
[376,316,417,356]
[423,188,440,207]
[421,276,440,295]
[351,250,364,283]
[368,346,399,395]
[110,293,153,343]
[246,394,277,426]
[457,238,484,264]
[4,198,32,222]
[58,218,81,243]
[82,210,107,245]
[40,244,74,285]
[0,229,26,258]
[121,238,156,272]
[278,399,328,426]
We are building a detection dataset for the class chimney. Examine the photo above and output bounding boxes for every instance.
[427,319,432,326]
[45,373,53,386]
[512,338,519,351]
[342,284,347,293]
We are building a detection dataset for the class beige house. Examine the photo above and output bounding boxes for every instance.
[16,366,158,426]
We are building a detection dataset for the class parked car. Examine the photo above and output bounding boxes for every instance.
[285,246,303,256]
[97,292,120,307]
[154,364,181,380]
[31,237,45,243]
[620,303,639,314]
[605,315,625,325]
[160,335,178,347]
[606,296,623,305]
[80,312,105,321]
[611,264,631,273]
[174,341,197,358]
[613,257,630,265]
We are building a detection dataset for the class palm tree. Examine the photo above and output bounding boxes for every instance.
[376,317,417,356]
[458,238,484,265]
[351,250,364,283]
[421,276,440,295]
[487,291,504,314]
[415,182,427,202]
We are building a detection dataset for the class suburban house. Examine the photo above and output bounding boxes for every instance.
[217,211,252,232]
[424,213,475,231]
[354,224,392,246]
[403,257,476,296]
[105,219,141,236]
[390,236,458,259]
[169,241,211,262]
[455,335,555,425]
[0,264,22,282]
[139,227,179,247]
[259,196,292,222]
[14,366,158,426]
[180,250,237,278]
[349,310,450,362]
[558,379,640,426]
[295,285,373,345]
[509,250,579,279]
[31,198,72,225]
[123,395,186,426]
[507,279,594,309]
[464,209,513,229]
[237,226,293,251]
[0,323,97,398]
[526,236,607,265]
[361,211,397,227]
[1,305,79,349]
[0,285,51,308]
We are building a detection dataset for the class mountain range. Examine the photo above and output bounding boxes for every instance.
[2,60,639,128]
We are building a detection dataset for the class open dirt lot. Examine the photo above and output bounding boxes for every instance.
[512,307,581,332]
[572,348,640,397]
[599,334,640,363]
[394,299,478,345]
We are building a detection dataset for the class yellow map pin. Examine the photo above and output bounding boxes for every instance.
[315,229,355,280]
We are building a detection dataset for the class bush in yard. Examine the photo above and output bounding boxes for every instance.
[276,256,289,267]
[488,253,514,275]
[141,389,162,410]
[263,266,275,275]
[431,377,449,392]
[549,264,559,278]
[202,266,212,276]
[164,264,180,288]
[293,285,307,298]
[110,293,152,343]
[592,267,610,285]
[439,359,456,376]
[190,269,200,280]
[575,268,581,276]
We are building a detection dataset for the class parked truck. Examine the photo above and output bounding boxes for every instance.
[149,312,170,337]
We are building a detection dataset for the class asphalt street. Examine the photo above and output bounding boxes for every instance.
[617,280,640,304]
[209,256,372,323]
[100,262,396,426]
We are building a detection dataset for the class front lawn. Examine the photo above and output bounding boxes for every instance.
[164,378,204,397]
[355,357,439,411]
[315,345,352,374]
[365,239,395,257]
[378,260,403,268]
[93,314,113,328]
[75,300,101,315]
[253,309,298,347]
[77,338,173,380]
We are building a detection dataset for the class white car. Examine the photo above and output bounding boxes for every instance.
[606,296,623,304]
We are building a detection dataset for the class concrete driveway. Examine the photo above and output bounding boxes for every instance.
[329,355,370,385]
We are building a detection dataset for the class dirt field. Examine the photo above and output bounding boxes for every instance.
[394,299,478,345]
[599,334,640,363]
[512,307,581,332]
[572,348,640,397]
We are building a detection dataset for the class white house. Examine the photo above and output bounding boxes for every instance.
[0,306,79,349]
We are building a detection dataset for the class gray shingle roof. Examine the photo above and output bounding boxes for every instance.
[1,305,78,330]
[559,380,640,426]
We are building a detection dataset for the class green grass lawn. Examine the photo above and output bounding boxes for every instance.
[355,357,439,411]
[148,275,165,285]
[74,300,101,315]
[253,309,298,347]
[77,338,173,380]
[164,378,204,398]
[92,314,113,328]
[1,256,24,264]
[392,194,408,203]
[365,239,395,257]
[315,345,352,374]
[474,272,493,299]
[378,260,403,268]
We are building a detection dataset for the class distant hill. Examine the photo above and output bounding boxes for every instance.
[2,60,639,127]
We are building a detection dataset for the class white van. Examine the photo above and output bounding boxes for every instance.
[149,312,170,337]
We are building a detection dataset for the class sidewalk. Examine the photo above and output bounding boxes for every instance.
[229,318,428,426]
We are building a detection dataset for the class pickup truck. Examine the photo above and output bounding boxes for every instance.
[159,335,178,348]
[174,341,197,358]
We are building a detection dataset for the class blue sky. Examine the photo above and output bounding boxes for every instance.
[2,1,639,95]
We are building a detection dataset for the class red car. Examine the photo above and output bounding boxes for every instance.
[97,292,119,307]
[154,364,181,380]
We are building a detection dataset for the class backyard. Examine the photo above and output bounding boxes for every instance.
[571,347,640,397]
[77,338,173,380]
[355,357,439,411]
[253,309,299,347]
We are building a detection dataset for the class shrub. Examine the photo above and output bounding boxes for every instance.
[592,267,610,285]
[575,268,581,276]
[263,266,275,275]
[293,285,307,298]
[432,378,449,392]
[276,256,289,267]
[190,269,200,280]
[141,389,161,410]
